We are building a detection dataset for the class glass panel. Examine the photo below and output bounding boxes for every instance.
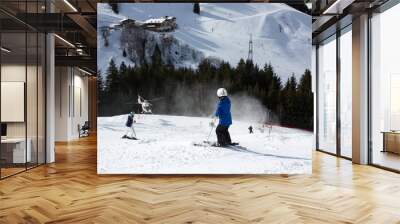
[371,4,400,171]
[38,32,45,165]
[26,0,39,169]
[27,31,38,169]
[0,1,46,178]
[340,28,352,158]
[318,36,337,154]
[1,30,28,177]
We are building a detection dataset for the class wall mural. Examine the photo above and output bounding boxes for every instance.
[97,3,313,174]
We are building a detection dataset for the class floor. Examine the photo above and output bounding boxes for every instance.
[0,167,25,178]
[1,163,44,179]
[0,135,400,223]
[373,150,400,171]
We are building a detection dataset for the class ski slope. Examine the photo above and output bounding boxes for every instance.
[98,114,312,174]
[97,3,311,80]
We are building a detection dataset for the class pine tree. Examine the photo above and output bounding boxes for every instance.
[122,49,127,57]
[98,56,313,129]
[97,73,104,91]
[193,3,200,14]
[281,74,298,126]
[296,69,313,129]
[298,70,312,94]
[105,59,119,95]
[198,59,214,82]
[119,62,127,74]
[119,62,128,92]
[97,71,104,108]
[267,74,282,114]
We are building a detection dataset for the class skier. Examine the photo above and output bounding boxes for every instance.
[122,112,137,140]
[248,126,253,134]
[213,88,233,146]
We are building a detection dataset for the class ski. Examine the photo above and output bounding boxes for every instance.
[192,141,213,147]
[122,135,139,140]
[192,141,239,147]
[127,137,139,140]
[211,142,239,147]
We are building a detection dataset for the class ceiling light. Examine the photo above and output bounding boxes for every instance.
[54,34,75,48]
[323,0,341,14]
[78,67,93,76]
[63,0,78,12]
[1,47,11,53]
[323,0,354,15]
[76,48,86,55]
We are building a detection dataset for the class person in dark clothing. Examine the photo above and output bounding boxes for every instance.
[248,126,253,134]
[214,88,232,146]
[216,125,231,145]
[122,112,136,139]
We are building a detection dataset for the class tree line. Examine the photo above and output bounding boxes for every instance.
[98,51,313,130]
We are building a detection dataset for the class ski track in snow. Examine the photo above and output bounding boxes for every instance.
[98,114,313,174]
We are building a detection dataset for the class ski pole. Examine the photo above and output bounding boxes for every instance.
[131,125,137,138]
[206,119,216,142]
[206,125,214,142]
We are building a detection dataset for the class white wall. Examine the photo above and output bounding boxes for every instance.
[55,67,89,141]
[1,65,42,138]
[55,66,69,141]
[1,63,46,164]
[1,65,26,139]
[72,72,89,137]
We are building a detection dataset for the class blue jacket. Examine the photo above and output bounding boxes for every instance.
[215,96,232,126]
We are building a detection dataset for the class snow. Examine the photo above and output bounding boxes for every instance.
[98,114,312,174]
[97,7,134,73]
[144,16,174,24]
[97,3,311,80]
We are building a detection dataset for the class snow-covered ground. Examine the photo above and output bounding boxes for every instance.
[97,3,311,80]
[98,114,312,174]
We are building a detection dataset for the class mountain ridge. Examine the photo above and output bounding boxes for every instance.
[97,3,311,80]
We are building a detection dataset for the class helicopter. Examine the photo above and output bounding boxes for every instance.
[135,95,165,114]
[137,95,152,114]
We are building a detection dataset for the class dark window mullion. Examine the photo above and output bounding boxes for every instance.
[44,0,48,165]
[367,11,373,165]
[336,28,341,157]
[316,44,320,150]
[36,0,39,167]
[24,0,28,171]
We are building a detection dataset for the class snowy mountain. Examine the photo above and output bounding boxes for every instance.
[97,3,311,80]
